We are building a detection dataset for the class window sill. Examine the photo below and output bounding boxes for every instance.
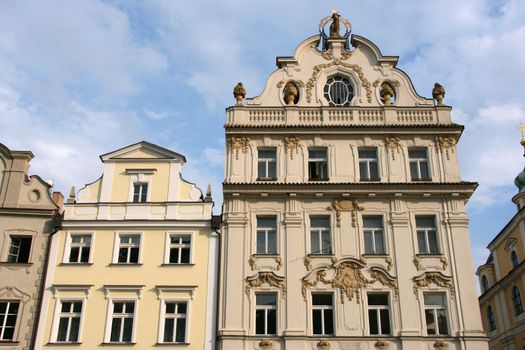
[101,342,136,346]
[0,262,32,266]
[257,178,277,181]
[308,254,334,258]
[47,342,82,345]
[359,179,381,182]
[416,253,443,258]
[60,263,93,266]
[252,254,279,258]
[0,341,19,345]
[155,343,190,346]
[108,263,143,266]
[362,254,389,258]
[411,178,432,182]
[161,263,195,267]
[308,178,329,182]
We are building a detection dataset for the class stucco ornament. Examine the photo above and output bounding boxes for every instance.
[432,83,445,105]
[245,271,286,297]
[233,82,246,106]
[413,272,455,299]
[436,136,457,160]
[380,82,395,106]
[375,340,389,349]
[227,136,250,160]
[317,340,330,350]
[326,199,364,227]
[284,136,300,159]
[259,340,273,350]
[433,340,448,350]
[319,9,351,40]
[385,136,401,160]
[440,256,448,270]
[283,81,299,105]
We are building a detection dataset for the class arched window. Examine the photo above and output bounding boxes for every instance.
[481,275,489,293]
[487,305,496,331]
[323,76,354,106]
[512,286,524,316]
[511,250,519,269]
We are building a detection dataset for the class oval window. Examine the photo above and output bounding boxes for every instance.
[324,76,354,106]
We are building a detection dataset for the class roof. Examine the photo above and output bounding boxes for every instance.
[99,141,186,163]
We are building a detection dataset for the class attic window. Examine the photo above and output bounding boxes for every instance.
[324,76,354,106]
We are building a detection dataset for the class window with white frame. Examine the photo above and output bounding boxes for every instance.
[512,286,524,316]
[311,293,334,335]
[255,293,277,335]
[310,216,332,255]
[409,148,430,181]
[359,148,379,181]
[132,182,148,203]
[511,250,519,269]
[162,301,188,343]
[423,292,449,335]
[168,235,191,264]
[257,149,277,180]
[7,236,31,263]
[109,301,135,343]
[116,234,141,264]
[363,216,385,255]
[487,305,496,331]
[0,301,19,341]
[367,293,391,335]
[68,234,92,263]
[256,216,277,255]
[416,216,439,255]
[308,149,328,181]
[55,300,82,343]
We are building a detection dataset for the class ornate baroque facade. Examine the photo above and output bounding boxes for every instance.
[218,12,488,350]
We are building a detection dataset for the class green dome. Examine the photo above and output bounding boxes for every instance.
[515,168,525,193]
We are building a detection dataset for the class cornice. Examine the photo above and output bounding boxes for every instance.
[62,220,212,229]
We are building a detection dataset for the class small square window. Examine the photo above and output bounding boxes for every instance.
[367,293,391,335]
[256,217,277,255]
[409,148,430,181]
[0,301,19,341]
[132,183,148,203]
[7,236,31,263]
[359,148,379,181]
[68,234,92,263]
[109,301,135,343]
[168,235,192,264]
[56,300,83,342]
[312,293,333,335]
[310,216,331,255]
[308,149,328,181]
[255,293,277,335]
[416,216,439,255]
[117,234,141,264]
[363,216,385,255]
[163,301,188,343]
[258,149,277,180]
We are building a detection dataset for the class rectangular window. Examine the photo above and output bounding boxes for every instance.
[363,216,385,255]
[168,235,191,264]
[110,301,135,343]
[163,301,187,343]
[257,149,277,180]
[132,183,148,203]
[308,149,328,181]
[256,217,277,255]
[424,293,449,335]
[68,234,91,263]
[117,234,141,264]
[7,236,31,263]
[312,293,334,335]
[416,216,439,255]
[56,301,82,342]
[409,148,430,181]
[368,293,391,335]
[255,293,277,335]
[0,301,19,341]
[310,216,332,255]
[359,149,379,181]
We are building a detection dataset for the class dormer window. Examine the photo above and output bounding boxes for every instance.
[133,182,148,203]
[324,76,354,106]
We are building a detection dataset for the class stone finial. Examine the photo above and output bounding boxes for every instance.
[380,82,395,106]
[329,10,341,38]
[432,83,445,105]
[204,184,212,202]
[233,82,246,106]
[283,81,298,105]
[67,186,76,204]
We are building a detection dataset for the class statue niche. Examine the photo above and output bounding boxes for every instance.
[283,81,299,105]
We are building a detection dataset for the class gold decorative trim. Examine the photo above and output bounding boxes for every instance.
[245,271,286,297]
[435,136,457,160]
[226,136,250,160]
[306,61,372,103]
[375,340,389,349]
[385,136,401,160]
[413,272,455,299]
[326,199,364,227]
[317,340,330,350]
[259,340,273,350]
[434,340,448,350]
[284,136,300,159]
[322,48,335,60]
[370,266,399,301]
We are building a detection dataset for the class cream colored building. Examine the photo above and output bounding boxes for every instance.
[35,141,218,349]
[0,143,62,350]
[218,12,488,350]
[477,154,525,350]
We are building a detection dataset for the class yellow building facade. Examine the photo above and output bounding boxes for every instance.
[34,141,218,349]
[477,156,525,350]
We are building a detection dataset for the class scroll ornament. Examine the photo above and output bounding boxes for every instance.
[245,272,286,297]
[385,136,401,160]
[326,199,364,227]
[413,272,455,299]
[227,136,250,160]
[284,136,300,159]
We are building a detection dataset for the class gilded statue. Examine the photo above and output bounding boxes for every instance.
[432,83,445,105]
[283,81,298,105]
[233,82,246,106]
[329,11,341,38]
[380,82,395,106]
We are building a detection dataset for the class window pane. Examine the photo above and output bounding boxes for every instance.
[123,317,133,342]
[324,309,334,335]
[428,230,438,254]
[267,309,277,334]
[69,317,80,342]
[0,303,6,313]
[256,294,277,306]
[163,318,174,342]
[424,293,445,306]
[5,315,16,327]
[374,232,385,254]
[80,247,90,263]
[165,303,175,314]
[416,216,435,228]
[311,232,320,254]
[311,217,329,228]
[369,161,379,179]
[170,248,180,263]
[309,150,327,159]
[257,231,266,254]
[368,310,379,334]
[359,162,368,179]
[125,302,134,314]
[364,232,374,254]
[322,231,332,254]
[368,294,388,306]
[9,303,18,314]
[257,162,266,178]
[177,303,187,314]
[113,302,123,313]
[359,149,376,158]
[175,318,186,342]
[268,162,276,178]
[180,248,190,263]
[129,247,139,263]
[417,231,427,253]
[255,309,265,334]
[312,294,332,306]
[118,248,128,263]
[437,309,449,335]
[2,327,14,341]
[425,310,436,334]
[110,318,121,341]
[57,318,69,341]
[69,247,79,262]
[61,302,71,312]
[410,162,419,180]
[73,302,82,313]
[312,309,323,334]
[409,149,427,158]
[267,231,277,254]
[380,309,391,335]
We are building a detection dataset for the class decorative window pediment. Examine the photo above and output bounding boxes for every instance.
[245,271,286,298]
[412,272,455,299]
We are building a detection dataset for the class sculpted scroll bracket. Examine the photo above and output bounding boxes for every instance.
[245,271,286,298]
[227,136,250,160]
[326,199,364,227]
[413,272,455,300]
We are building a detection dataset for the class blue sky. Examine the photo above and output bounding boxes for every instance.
[1,0,524,269]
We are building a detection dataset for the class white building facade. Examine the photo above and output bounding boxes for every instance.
[218,13,488,350]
